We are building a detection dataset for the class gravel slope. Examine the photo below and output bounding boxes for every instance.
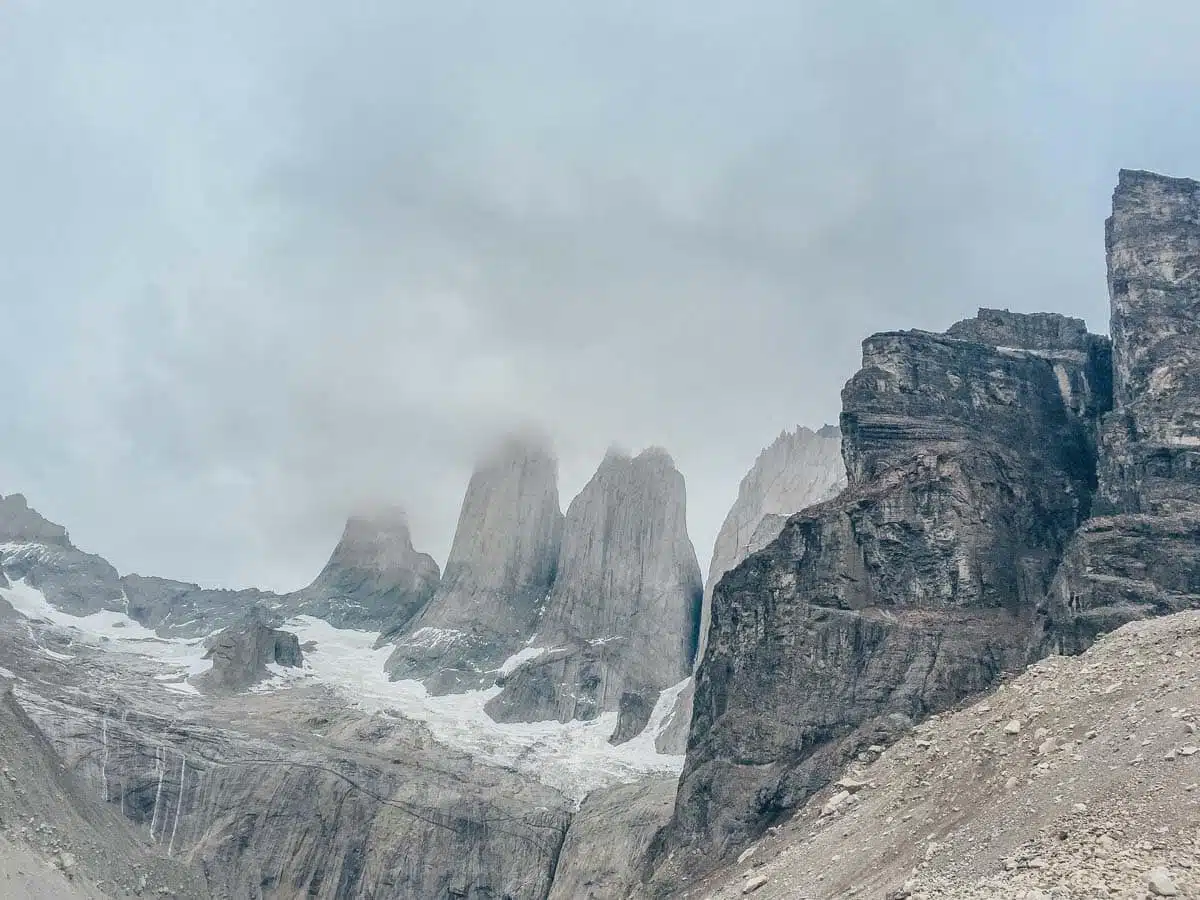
[691,611,1200,900]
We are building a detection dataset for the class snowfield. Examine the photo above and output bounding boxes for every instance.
[0,580,685,799]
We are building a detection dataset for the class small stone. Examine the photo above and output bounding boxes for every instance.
[736,845,757,865]
[1004,720,1022,735]
[1147,867,1179,896]
[1180,746,1199,756]
[57,851,76,872]
[742,874,768,894]
[836,777,869,793]
[822,790,853,816]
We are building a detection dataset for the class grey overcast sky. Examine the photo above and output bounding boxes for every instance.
[3,1,1200,591]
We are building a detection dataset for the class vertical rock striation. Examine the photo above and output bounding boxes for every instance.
[292,508,440,633]
[485,448,702,735]
[385,436,564,694]
[1045,170,1200,651]
[659,309,1111,874]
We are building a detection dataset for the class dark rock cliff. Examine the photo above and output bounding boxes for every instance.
[1044,169,1200,653]
[659,309,1112,874]
[195,608,304,693]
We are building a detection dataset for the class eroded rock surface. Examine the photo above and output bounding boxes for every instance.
[194,609,303,693]
[487,448,701,731]
[659,426,845,753]
[660,309,1111,877]
[293,508,439,633]
[385,436,565,693]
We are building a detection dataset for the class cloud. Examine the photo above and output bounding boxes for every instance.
[3,1,1200,589]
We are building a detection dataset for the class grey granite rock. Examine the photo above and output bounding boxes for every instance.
[121,573,281,637]
[546,777,677,900]
[657,309,1109,876]
[0,495,125,616]
[293,508,439,634]
[486,447,701,732]
[194,608,303,693]
[385,436,564,693]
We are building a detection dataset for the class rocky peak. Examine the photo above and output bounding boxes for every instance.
[1100,169,1200,515]
[294,506,440,633]
[945,307,1095,355]
[485,447,702,733]
[0,493,71,546]
[384,435,564,693]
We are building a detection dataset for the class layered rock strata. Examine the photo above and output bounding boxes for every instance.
[485,448,702,732]
[661,309,1111,872]
[1044,170,1200,651]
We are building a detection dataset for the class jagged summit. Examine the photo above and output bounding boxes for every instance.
[384,435,564,693]
[0,493,71,546]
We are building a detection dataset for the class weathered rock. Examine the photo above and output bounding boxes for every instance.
[1045,171,1200,651]
[194,608,303,692]
[385,436,564,693]
[121,573,281,637]
[546,777,676,900]
[1099,170,1200,516]
[659,426,845,753]
[293,508,439,633]
[659,308,1109,872]
[486,447,701,730]
[0,494,125,616]
[608,690,660,746]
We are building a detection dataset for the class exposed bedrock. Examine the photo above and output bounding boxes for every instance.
[486,447,702,730]
[657,309,1110,877]
[385,436,564,694]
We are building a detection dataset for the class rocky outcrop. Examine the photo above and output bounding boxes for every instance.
[0,494,125,616]
[1044,170,1200,652]
[658,309,1110,876]
[293,508,439,633]
[486,448,702,732]
[699,425,845,665]
[121,574,281,637]
[658,426,845,754]
[546,777,676,900]
[195,609,304,693]
[385,437,564,694]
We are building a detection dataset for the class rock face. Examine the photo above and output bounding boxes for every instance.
[485,448,702,730]
[195,609,304,693]
[661,308,1111,871]
[121,574,281,637]
[546,777,677,900]
[658,426,845,754]
[1044,170,1200,653]
[0,494,125,616]
[293,508,440,633]
[385,437,564,693]
[700,425,846,665]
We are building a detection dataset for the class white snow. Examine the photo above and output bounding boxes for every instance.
[398,626,464,649]
[0,579,685,799]
[0,579,210,691]
[271,616,685,798]
[495,645,553,675]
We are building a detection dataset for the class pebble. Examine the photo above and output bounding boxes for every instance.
[742,874,768,894]
[1147,867,1179,896]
